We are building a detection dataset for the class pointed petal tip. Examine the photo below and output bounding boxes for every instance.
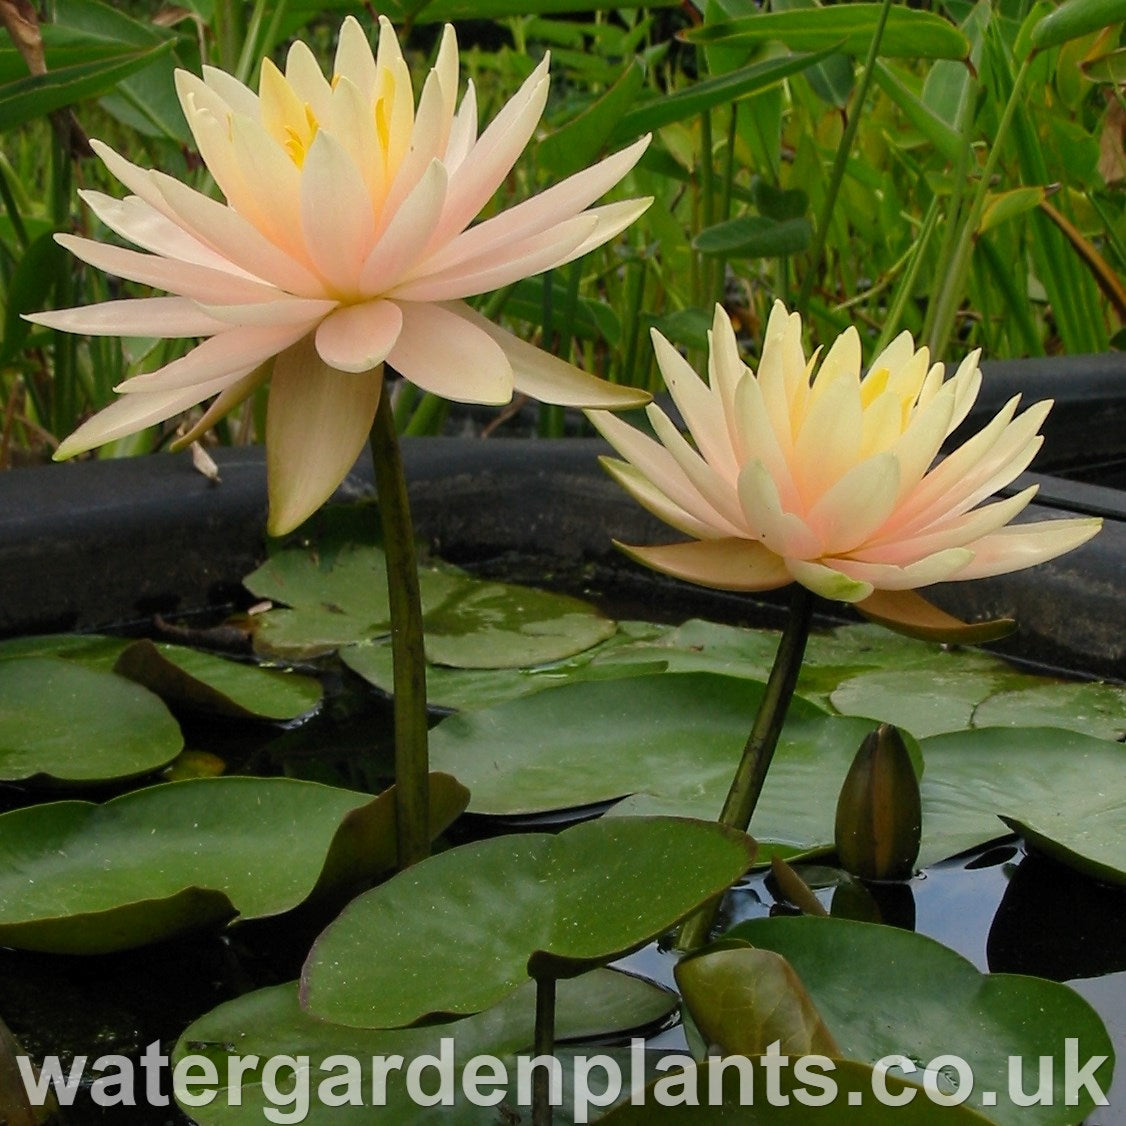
[857,589,1017,645]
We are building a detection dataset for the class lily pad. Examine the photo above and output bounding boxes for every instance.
[247,543,615,668]
[723,916,1114,1126]
[429,671,892,862]
[918,726,1126,878]
[341,621,667,712]
[831,667,1125,740]
[113,639,322,720]
[0,773,468,953]
[302,816,754,1028]
[175,970,676,1125]
[0,632,129,669]
[0,656,182,785]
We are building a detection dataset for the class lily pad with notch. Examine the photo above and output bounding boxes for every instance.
[301,815,754,1029]
[0,773,468,953]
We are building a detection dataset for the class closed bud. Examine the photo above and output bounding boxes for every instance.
[834,723,921,881]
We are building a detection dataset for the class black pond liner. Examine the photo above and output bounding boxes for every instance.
[0,359,1123,1123]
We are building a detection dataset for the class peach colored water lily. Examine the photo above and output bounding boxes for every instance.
[588,302,1101,640]
[29,16,651,534]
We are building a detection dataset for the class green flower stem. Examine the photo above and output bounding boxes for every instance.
[677,584,815,951]
[795,0,894,318]
[532,975,557,1126]
[369,387,430,870]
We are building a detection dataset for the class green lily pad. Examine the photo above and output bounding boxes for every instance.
[341,621,667,712]
[113,639,322,720]
[430,672,892,862]
[918,726,1126,878]
[175,970,676,1125]
[831,667,1126,741]
[724,917,1114,1126]
[247,544,615,668]
[302,816,754,1028]
[0,773,469,953]
[0,632,129,669]
[0,656,182,785]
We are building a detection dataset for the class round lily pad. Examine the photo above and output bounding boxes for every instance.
[0,656,182,785]
[0,773,468,953]
[302,816,754,1028]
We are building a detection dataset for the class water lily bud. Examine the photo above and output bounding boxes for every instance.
[834,723,921,881]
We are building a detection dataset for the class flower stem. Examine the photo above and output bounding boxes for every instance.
[532,975,557,1126]
[677,585,815,950]
[369,387,430,870]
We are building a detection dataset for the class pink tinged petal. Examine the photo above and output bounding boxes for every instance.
[385,301,512,404]
[25,297,228,338]
[598,456,728,541]
[314,300,403,373]
[53,234,283,304]
[733,373,801,512]
[444,80,478,173]
[359,160,448,296]
[755,302,800,454]
[786,559,873,602]
[646,403,746,531]
[434,24,460,114]
[380,69,450,228]
[859,485,1038,566]
[284,39,332,121]
[424,137,651,278]
[881,342,931,407]
[858,391,907,459]
[390,214,598,303]
[119,320,315,393]
[882,396,1024,536]
[948,517,1102,581]
[866,330,915,381]
[806,451,900,555]
[829,547,973,591]
[791,366,862,503]
[198,296,338,327]
[903,401,1052,534]
[945,350,983,432]
[374,15,407,80]
[169,361,272,449]
[736,459,822,558]
[90,140,168,216]
[151,170,323,296]
[439,302,649,409]
[200,65,259,117]
[708,305,748,458]
[430,59,550,249]
[551,198,653,266]
[266,335,383,536]
[589,409,736,532]
[325,76,386,209]
[651,329,737,479]
[226,115,309,263]
[883,380,958,506]
[300,132,376,292]
[334,16,377,99]
[175,70,238,143]
[77,191,260,277]
[855,589,1016,644]
[617,538,791,592]
[54,367,249,459]
[809,324,860,402]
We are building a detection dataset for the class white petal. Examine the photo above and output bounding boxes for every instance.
[707,305,748,459]
[792,360,862,504]
[55,234,283,304]
[830,548,973,591]
[380,69,451,227]
[334,15,377,98]
[170,362,272,449]
[266,335,382,536]
[315,300,403,373]
[200,64,259,117]
[119,320,314,393]
[26,297,228,338]
[54,367,249,459]
[438,302,649,409]
[549,197,652,266]
[598,457,727,541]
[284,38,332,121]
[386,301,513,404]
[198,296,338,327]
[736,459,822,558]
[949,518,1102,580]
[444,80,478,172]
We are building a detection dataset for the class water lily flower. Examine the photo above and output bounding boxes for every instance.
[588,302,1101,641]
[29,16,652,534]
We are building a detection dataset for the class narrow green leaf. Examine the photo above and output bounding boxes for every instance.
[687,6,970,60]
[0,231,66,365]
[872,60,963,164]
[539,57,646,179]
[1030,0,1126,52]
[611,48,838,141]
[978,185,1049,233]
[0,40,175,133]
[371,0,679,18]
